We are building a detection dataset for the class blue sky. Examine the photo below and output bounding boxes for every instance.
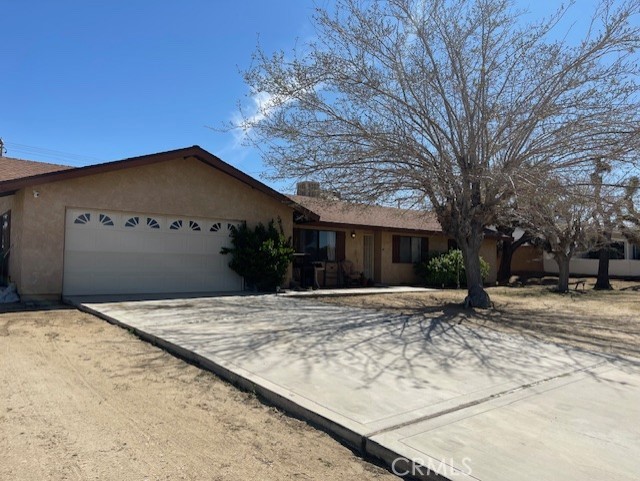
[0,0,612,192]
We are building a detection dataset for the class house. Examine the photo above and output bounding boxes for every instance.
[289,184,500,286]
[0,146,297,300]
[0,146,500,301]
[505,237,640,279]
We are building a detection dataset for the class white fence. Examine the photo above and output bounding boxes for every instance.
[543,240,640,277]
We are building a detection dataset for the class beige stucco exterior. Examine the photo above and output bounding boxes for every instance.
[510,245,544,273]
[294,225,499,286]
[0,195,12,215]
[379,233,497,285]
[8,156,294,299]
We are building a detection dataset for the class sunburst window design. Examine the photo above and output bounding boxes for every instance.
[170,220,183,230]
[74,213,91,225]
[125,216,140,228]
[227,223,235,231]
[210,222,221,232]
[99,214,114,226]
[146,217,160,229]
[189,221,201,231]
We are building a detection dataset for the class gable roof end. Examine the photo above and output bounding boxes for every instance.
[0,146,314,218]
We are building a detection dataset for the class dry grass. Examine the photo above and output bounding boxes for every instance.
[317,277,640,359]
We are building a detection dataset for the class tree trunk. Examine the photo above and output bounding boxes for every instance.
[460,232,491,309]
[555,255,570,293]
[595,239,613,290]
[497,233,532,284]
[497,240,515,284]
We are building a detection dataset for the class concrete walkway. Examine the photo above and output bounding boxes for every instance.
[73,294,640,481]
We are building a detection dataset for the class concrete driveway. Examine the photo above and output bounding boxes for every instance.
[75,294,640,481]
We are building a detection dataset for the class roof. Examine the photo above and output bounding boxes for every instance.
[289,194,444,234]
[0,156,73,182]
[0,146,301,211]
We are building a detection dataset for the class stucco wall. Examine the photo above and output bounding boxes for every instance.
[511,245,544,273]
[0,196,12,215]
[480,239,498,284]
[294,225,377,274]
[380,233,498,285]
[378,231,419,285]
[15,156,293,298]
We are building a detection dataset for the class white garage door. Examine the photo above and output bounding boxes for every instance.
[63,208,243,296]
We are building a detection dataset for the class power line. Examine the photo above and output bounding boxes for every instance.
[2,141,106,165]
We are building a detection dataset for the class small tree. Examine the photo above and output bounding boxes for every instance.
[220,218,294,292]
[522,179,596,293]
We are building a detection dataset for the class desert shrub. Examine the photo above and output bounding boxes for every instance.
[414,249,489,288]
[220,218,294,292]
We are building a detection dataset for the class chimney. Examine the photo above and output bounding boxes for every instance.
[296,181,321,198]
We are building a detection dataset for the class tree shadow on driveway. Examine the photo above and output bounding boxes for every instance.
[108,296,620,400]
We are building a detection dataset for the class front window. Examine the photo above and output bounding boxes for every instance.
[297,229,338,261]
[632,243,640,260]
[393,236,428,263]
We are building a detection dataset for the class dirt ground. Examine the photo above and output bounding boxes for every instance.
[318,277,640,359]
[0,307,399,481]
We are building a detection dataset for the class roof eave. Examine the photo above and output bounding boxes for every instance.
[0,146,301,213]
[296,219,444,236]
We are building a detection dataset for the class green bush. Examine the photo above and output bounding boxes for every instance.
[414,249,489,288]
[220,218,294,292]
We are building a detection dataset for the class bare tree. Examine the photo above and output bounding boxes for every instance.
[237,0,640,307]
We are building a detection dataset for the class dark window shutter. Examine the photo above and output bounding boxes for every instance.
[336,231,346,261]
[421,237,429,262]
[392,235,400,263]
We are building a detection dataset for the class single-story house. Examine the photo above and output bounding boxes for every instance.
[289,189,499,287]
[0,146,499,301]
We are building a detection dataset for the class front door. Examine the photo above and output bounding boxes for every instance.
[363,234,374,281]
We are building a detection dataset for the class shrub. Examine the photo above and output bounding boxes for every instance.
[414,249,489,288]
[220,218,294,292]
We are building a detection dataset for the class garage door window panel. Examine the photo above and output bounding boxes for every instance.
[74,213,92,225]
[146,217,161,229]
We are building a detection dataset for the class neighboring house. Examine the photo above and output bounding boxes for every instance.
[0,146,298,300]
[507,238,640,278]
[289,187,500,286]
[542,238,640,278]
[0,146,501,301]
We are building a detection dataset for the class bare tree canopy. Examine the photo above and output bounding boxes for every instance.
[237,0,640,307]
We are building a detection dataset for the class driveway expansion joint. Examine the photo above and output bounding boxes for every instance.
[364,360,610,439]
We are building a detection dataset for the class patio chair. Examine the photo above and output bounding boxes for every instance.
[341,260,361,287]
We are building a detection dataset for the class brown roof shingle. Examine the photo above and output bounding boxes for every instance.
[289,194,443,233]
[0,156,73,182]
